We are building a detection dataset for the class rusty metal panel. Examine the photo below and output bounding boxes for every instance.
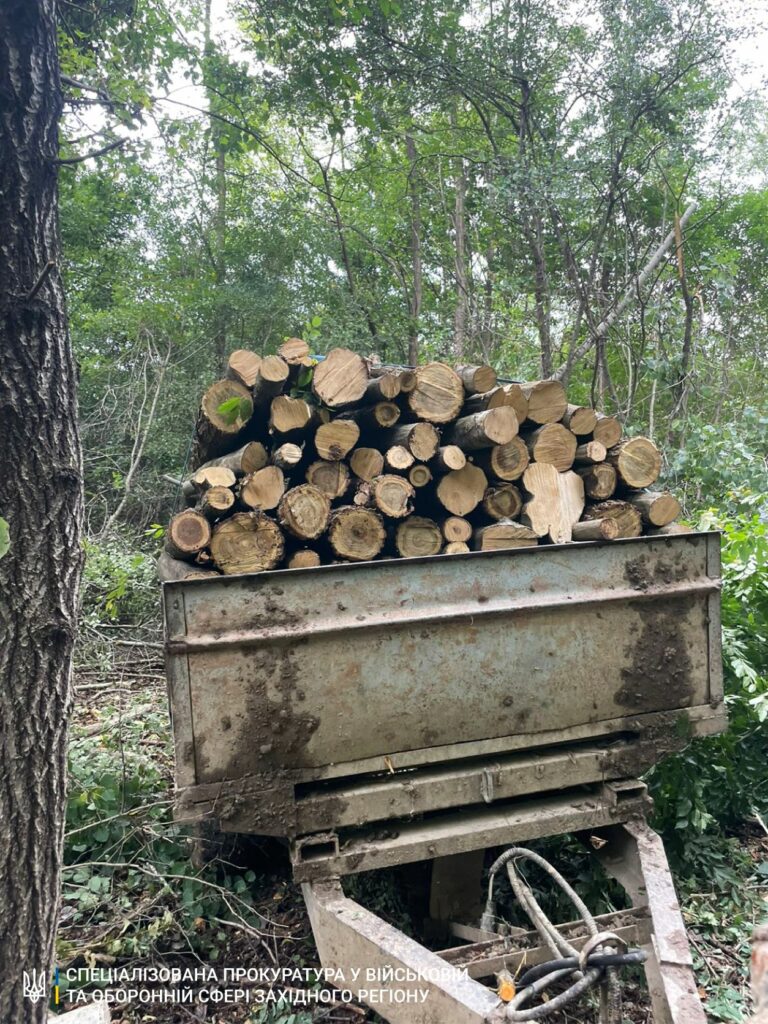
[164,534,722,790]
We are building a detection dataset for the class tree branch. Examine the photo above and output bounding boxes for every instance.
[57,137,127,165]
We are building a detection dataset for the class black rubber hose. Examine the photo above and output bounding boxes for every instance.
[517,950,648,989]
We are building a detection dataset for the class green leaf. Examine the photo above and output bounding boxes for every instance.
[217,396,253,426]
[0,518,8,561]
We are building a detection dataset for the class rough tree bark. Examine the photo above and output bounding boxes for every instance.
[0,2,84,1019]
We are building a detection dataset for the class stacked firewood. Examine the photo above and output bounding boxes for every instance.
[158,341,686,581]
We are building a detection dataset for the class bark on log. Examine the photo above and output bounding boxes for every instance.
[239,465,286,511]
[312,348,369,407]
[272,443,303,470]
[521,464,585,544]
[524,423,577,472]
[363,372,401,401]
[395,516,443,557]
[252,355,290,409]
[225,349,262,388]
[455,364,497,395]
[278,337,311,365]
[349,447,385,482]
[165,509,212,560]
[197,485,235,520]
[575,462,617,500]
[430,445,466,473]
[384,445,414,471]
[573,441,607,465]
[196,442,268,476]
[607,437,662,489]
[343,402,400,430]
[190,379,253,468]
[157,551,219,582]
[624,491,682,526]
[408,464,432,488]
[441,516,472,543]
[582,500,643,538]
[182,465,237,499]
[278,484,331,540]
[561,404,598,436]
[462,386,510,413]
[306,459,351,499]
[327,506,386,561]
[474,437,529,481]
[644,522,693,536]
[482,484,523,521]
[379,422,440,461]
[443,541,470,554]
[315,420,360,460]
[287,549,322,569]
[435,463,488,516]
[473,520,538,551]
[592,413,622,448]
[210,511,284,574]
[519,380,568,424]
[407,362,465,423]
[444,407,518,450]
[571,518,619,541]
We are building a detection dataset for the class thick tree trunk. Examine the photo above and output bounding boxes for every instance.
[0,2,84,1019]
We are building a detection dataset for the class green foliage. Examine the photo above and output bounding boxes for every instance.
[0,517,9,560]
[81,535,158,623]
[217,395,254,425]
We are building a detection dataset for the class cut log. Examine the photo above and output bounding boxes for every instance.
[473,520,538,551]
[398,369,418,393]
[441,516,472,543]
[443,541,470,554]
[519,380,568,425]
[278,484,331,540]
[407,362,465,423]
[367,475,415,518]
[272,442,304,471]
[524,423,578,472]
[482,484,523,521]
[430,445,466,473]
[455,364,497,395]
[498,384,529,424]
[624,490,681,527]
[562,404,598,436]
[315,420,360,460]
[363,372,401,402]
[252,355,290,409]
[408,464,432,488]
[327,506,386,561]
[278,337,311,365]
[225,349,262,388]
[571,518,619,541]
[182,465,237,500]
[384,445,414,471]
[474,437,529,482]
[197,485,235,521]
[157,551,218,582]
[435,463,488,516]
[582,500,642,538]
[592,413,622,448]
[343,402,400,430]
[521,464,585,544]
[574,441,607,465]
[196,442,268,477]
[645,522,693,536]
[165,509,211,560]
[444,407,518,450]
[190,379,253,468]
[379,422,440,461]
[312,348,369,407]
[462,387,510,414]
[395,516,443,557]
[239,465,286,511]
[575,462,617,500]
[350,447,385,482]
[306,459,351,500]
[607,436,662,489]
[270,396,325,436]
[210,511,284,574]
[287,549,322,569]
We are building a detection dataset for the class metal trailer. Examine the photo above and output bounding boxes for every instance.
[163,532,726,1023]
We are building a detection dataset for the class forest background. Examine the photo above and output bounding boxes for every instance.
[47,0,768,1019]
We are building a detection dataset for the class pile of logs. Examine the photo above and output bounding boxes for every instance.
[158,342,687,580]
